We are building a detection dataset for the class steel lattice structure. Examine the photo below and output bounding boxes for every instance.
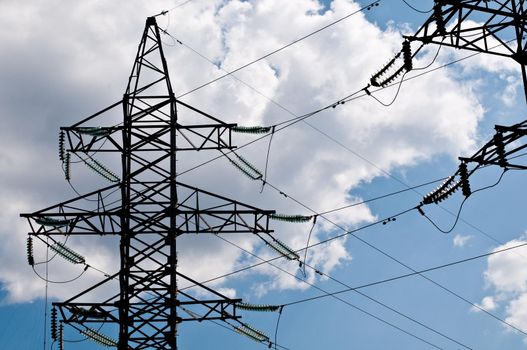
[409,0,527,102]
[21,16,280,349]
[419,118,527,207]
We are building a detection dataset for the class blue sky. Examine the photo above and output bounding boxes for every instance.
[1,0,527,349]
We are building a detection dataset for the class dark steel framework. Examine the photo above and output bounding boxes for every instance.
[21,16,276,349]
[408,0,527,102]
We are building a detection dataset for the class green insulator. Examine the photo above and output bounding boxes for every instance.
[80,327,118,347]
[269,214,313,223]
[77,127,112,137]
[234,323,270,343]
[227,156,262,180]
[50,242,85,265]
[85,158,120,183]
[237,302,280,312]
[35,217,71,227]
[267,238,300,261]
[232,126,272,134]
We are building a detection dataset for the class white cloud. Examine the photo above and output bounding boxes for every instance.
[0,0,500,304]
[453,234,472,248]
[472,295,498,313]
[481,236,527,335]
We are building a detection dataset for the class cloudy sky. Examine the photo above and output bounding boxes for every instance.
[1,0,527,349]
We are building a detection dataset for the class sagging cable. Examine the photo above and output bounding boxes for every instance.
[232,125,272,134]
[80,327,118,347]
[270,213,313,223]
[237,302,281,312]
[50,242,85,265]
[234,323,270,343]
[260,125,276,193]
[84,158,120,183]
[300,215,317,277]
[27,237,34,266]
[35,217,71,227]
[224,151,263,180]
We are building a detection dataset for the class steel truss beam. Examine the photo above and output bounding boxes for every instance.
[407,0,527,102]
[21,16,276,350]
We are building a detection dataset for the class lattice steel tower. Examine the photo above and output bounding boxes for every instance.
[21,16,284,349]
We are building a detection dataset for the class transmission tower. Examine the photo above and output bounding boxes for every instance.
[368,0,527,102]
[21,16,296,349]
[418,117,527,207]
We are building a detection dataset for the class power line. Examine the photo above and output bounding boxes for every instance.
[283,241,527,306]
[259,180,527,337]
[400,0,433,14]
[217,235,472,349]
[173,0,382,98]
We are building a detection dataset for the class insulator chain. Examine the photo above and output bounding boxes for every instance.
[493,132,508,167]
[27,237,34,266]
[433,1,446,35]
[422,176,460,205]
[50,242,85,265]
[58,131,66,162]
[234,323,270,343]
[232,125,272,134]
[237,302,280,312]
[81,327,118,347]
[51,307,58,341]
[64,152,71,181]
[370,41,413,87]
[459,162,472,197]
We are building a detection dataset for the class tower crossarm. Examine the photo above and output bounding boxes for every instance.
[406,0,527,101]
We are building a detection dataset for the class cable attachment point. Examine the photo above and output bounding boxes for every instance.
[459,162,472,197]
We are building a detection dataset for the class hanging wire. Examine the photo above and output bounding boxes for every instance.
[300,215,317,278]
[419,169,508,234]
[173,0,383,99]
[260,125,276,193]
[400,0,433,13]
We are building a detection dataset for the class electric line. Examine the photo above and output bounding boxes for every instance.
[419,170,508,234]
[259,179,527,336]
[400,0,433,13]
[216,235,472,349]
[283,241,527,306]
[174,0,382,98]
